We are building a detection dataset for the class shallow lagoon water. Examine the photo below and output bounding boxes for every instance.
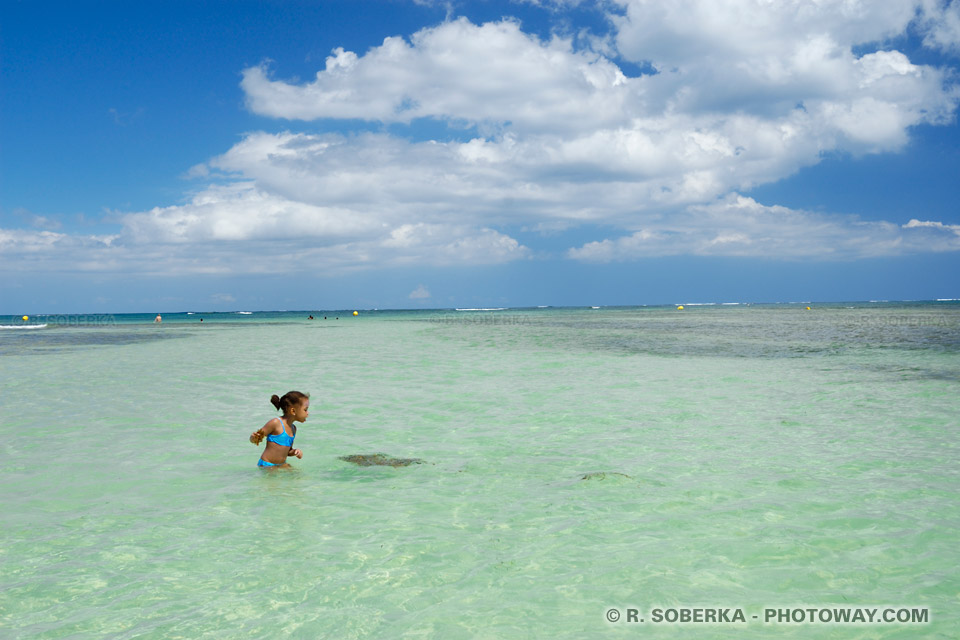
[1,304,958,638]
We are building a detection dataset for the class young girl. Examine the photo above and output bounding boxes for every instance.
[250,391,309,468]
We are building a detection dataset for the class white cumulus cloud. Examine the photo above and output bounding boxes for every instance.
[918,0,960,53]
[241,18,632,134]
[409,284,431,299]
[4,2,959,277]
[568,195,960,261]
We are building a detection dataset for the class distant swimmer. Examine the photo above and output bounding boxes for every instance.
[154,314,162,323]
[249,391,310,469]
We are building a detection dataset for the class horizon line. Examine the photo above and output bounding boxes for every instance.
[4,298,959,317]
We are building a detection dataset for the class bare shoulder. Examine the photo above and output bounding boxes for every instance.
[263,417,283,433]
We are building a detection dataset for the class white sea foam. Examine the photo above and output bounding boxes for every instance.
[0,324,47,329]
[455,308,507,311]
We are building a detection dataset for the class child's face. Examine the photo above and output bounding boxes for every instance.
[292,399,310,423]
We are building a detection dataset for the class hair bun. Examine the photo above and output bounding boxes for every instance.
[270,394,282,410]
[273,391,310,415]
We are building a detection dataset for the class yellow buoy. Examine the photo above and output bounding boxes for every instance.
[353,311,359,316]
[22,315,29,321]
[806,306,811,310]
[677,306,684,310]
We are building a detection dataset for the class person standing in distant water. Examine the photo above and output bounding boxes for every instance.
[154,314,162,323]
[249,391,309,468]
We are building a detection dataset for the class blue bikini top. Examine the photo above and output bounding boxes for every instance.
[266,420,295,447]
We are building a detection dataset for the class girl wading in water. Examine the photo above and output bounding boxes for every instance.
[249,391,309,468]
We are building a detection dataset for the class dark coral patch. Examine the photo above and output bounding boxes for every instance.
[580,472,633,481]
[339,453,425,467]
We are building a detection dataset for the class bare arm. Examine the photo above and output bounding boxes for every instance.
[249,418,282,445]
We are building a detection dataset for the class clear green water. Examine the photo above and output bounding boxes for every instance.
[1,304,958,638]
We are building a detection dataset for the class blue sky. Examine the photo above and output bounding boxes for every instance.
[2,0,959,313]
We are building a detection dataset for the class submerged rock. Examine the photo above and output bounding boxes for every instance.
[580,472,633,481]
[338,453,425,467]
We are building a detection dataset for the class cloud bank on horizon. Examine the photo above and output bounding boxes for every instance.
[4,0,960,277]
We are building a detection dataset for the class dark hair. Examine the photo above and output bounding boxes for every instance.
[270,391,310,414]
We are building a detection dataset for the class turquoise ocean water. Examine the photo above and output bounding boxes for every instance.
[1,302,957,638]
